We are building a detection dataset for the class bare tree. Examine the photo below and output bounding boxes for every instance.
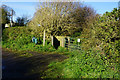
[28,2,97,37]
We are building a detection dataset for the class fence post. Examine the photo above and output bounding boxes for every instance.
[68,37,70,46]
[62,38,64,47]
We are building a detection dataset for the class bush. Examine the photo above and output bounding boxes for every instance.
[56,46,68,53]
[2,27,43,51]
[80,8,120,63]
[42,49,119,78]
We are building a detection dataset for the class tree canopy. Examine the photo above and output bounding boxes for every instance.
[15,15,29,26]
[28,2,97,37]
[0,5,15,26]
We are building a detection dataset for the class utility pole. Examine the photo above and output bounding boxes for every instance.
[118,1,120,9]
[10,9,13,27]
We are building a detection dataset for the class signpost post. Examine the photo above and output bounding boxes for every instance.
[38,24,45,46]
[77,38,80,49]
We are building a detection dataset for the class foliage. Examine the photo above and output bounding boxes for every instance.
[69,5,96,36]
[0,5,15,25]
[15,15,30,26]
[80,8,120,61]
[28,2,97,37]
[42,50,119,78]
[2,27,32,42]
[1,4,120,79]
[1,8,9,24]
[2,27,56,52]
[0,5,10,25]
[41,8,120,78]
[56,46,68,53]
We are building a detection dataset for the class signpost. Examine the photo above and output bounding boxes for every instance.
[77,38,80,43]
[37,24,45,46]
[77,38,80,48]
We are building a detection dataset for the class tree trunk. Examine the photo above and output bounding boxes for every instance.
[43,30,45,46]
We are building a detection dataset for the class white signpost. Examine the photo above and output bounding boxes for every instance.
[77,38,80,43]
[77,38,80,48]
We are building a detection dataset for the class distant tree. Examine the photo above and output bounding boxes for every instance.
[15,15,29,26]
[15,17,24,26]
[22,15,30,26]
[68,5,97,37]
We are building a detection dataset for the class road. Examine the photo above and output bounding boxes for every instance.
[2,49,67,80]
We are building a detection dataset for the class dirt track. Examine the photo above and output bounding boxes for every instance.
[2,49,67,80]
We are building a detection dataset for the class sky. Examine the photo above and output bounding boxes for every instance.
[0,1,119,22]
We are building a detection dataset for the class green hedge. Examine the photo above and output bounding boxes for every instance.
[2,27,56,52]
[42,49,119,78]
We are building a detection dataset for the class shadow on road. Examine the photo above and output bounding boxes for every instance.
[2,49,68,80]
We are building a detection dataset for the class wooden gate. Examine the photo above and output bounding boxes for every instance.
[65,38,81,51]
[51,36,81,51]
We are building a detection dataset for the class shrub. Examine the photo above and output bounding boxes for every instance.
[2,27,44,51]
[42,49,119,78]
[56,46,68,53]
[80,8,120,63]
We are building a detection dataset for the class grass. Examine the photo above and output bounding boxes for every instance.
[2,41,69,58]
[2,27,120,79]
[41,50,120,79]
